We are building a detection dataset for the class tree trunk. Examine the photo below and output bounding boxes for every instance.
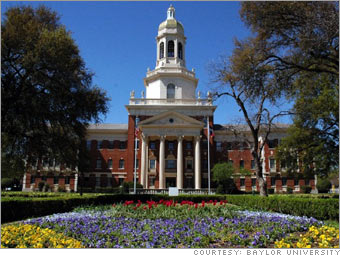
[255,157,268,196]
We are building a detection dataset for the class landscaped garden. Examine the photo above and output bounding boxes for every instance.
[1,194,339,248]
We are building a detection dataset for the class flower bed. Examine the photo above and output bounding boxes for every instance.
[1,224,84,248]
[5,199,332,248]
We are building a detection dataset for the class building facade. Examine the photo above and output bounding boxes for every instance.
[23,6,315,193]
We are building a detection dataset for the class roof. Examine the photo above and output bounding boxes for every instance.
[87,124,128,130]
[213,123,291,132]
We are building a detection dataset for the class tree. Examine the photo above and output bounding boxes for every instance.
[210,37,290,196]
[1,6,109,178]
[212,163,237,194]
[240,2,339,176]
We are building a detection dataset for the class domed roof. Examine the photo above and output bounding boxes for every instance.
[158,5,184,34]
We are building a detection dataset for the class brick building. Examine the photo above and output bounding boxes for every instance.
[22,6,315,193]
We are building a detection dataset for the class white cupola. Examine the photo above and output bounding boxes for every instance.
[143,5,198,101]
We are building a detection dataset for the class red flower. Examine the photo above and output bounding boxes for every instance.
[194,203,198,209]
[133,207,137,210]
[112,204,116,207]
[143,206,147,210]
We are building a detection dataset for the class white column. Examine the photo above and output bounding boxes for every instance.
[140,134,147,187]
[177,136,183,189]
[195,135,201,189]
[145,142,149,189]
[159,136,165,189]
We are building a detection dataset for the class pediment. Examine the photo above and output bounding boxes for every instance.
[138,111,204,128]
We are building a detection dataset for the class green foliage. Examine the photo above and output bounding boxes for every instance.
[317,178,332,193]
[38,181,45,192]
[267,188,274,194]
[287,187,293,194]
[225,195,339,221]
[1,5,109,170]
[1,178,14,189]
[212,163,237,194]
[301,186,312,194]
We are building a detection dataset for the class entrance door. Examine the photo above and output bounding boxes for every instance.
[166,177,176,188]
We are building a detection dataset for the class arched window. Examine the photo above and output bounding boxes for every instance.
[167,84,175,99]
[159,42,164,59]
[168,41,174,57]
[178,42,183,59]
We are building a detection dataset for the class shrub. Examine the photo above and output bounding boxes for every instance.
[1,178,14,190]
[301,185,312,194]
[317,178,331,193]
[44,183,51,192]
[57,186,66,192]
[38,181,45,192]
[267,188,274,194]
[287,187,293,194]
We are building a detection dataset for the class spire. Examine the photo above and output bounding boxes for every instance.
[167,4,175,19]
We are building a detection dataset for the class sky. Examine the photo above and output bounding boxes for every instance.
[2,1,292,125]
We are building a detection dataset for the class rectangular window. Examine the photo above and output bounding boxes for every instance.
[108,141,114,149]
[282,177,287,186]
[43,158,49,168]
[168,142,174,150]
[31,176,35,184]
[251,160,255,169]
[149,176,155,187]
[65,176,70,185]
[96,159,102,169]
[49,159,54,167]
[270,159,276,171]
[294,179,299,186]
[240,179,245,187]
[305,179,310,186]
[54,176,58,184]
[271,177,276,186]
[252,178,256,187]
[268,139,278,148]
[97,141,102,150]
[118,178,124,186]
[135,159,139,169]
[136,140,140,149]
[226,142,232,150]
[149,159,156,169]
[239,160,244,169]
[186,159,193,170]
[107,159,113,169]
[119,159,125,169]
[87,140,92,150]
[150,142,156,150]
[119,141,126,150]
[216,142,222,152]
[42,176,47,181]
[166,160,176,169]
[186,142,192,150]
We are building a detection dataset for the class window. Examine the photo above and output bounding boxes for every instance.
[149,159,156,169]
[168,40,174,57]
[305,179,310,186]
[226,142,232,150]
[294,179,299,186]
[136,140,140,149]
[107,159,113,169]
[119,141,126,150]
[186,159,193,170]
[186,142,192,150]
[96,159,102,169]
[251,160,255,169]
[54,176,58,185]
[65,176,70,185]
[252,179,256,187]
[136,159,139,169]
[43,158,49,168]
[270,158,276,171]
[240,179,245,187]
[271,177,276,187]
[268,139,278,148]
[216,142,222,152]
[108,141,114,149]
[168,141,174,150]
[87,140,91,150]
[239,160,244,169]
[167,84,175,99]
[149,176,155,187]
[49,159,54,167]
[282,177,287,186]
[97,141,102,150]
[159,42,164,59]
[166,160,176,169]
[119,159,125,169]
[42,176,47,181]
[178,42,183,59]
[31,176,35,184]
[150,141,156,150]
[118,178,124,186]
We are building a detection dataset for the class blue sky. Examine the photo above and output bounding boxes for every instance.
[2,1,292,125]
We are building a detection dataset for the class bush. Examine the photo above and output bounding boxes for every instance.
[317,178,331,193]
[44,183,51,192]
[267,188,274,194]
[38,181,45,192]
[57,186,66,192]
[287,187,293,194]
[301,185,312,194]
[1,178,14,190]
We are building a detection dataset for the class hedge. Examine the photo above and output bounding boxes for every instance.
[1,193,338,223]
[224,195,339,221]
